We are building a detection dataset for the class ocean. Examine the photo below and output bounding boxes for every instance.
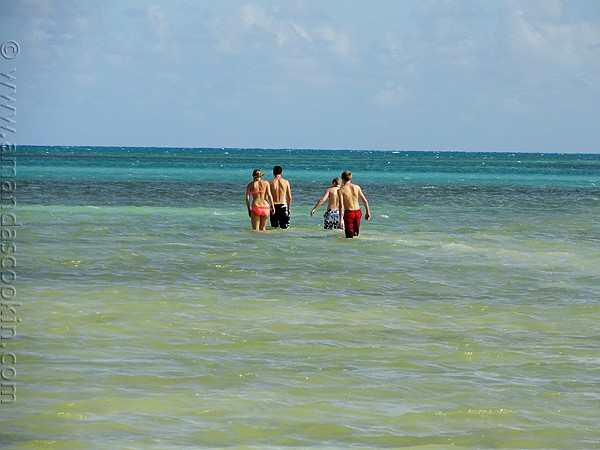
[2,146,599,449]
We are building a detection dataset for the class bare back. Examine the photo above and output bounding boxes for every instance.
[326,186,340,209]
[246,180,271,206]
[340,182,361,210]
[270,176,291,206]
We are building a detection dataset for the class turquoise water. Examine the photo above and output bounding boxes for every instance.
[2,147,600,448]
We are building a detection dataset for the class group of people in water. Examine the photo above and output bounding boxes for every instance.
[245,166,370,238]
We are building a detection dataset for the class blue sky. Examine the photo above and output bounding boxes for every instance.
[1,0,599,152]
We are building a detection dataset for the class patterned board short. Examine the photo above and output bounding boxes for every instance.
[323,208,340,230]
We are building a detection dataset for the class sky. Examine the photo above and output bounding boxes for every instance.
[1,0,599,153]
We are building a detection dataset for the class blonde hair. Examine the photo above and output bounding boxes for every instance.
[252,169,264,180]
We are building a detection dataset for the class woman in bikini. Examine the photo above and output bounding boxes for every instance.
[245,169,275,231]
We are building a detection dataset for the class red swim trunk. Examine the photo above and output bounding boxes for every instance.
[343,209,362,238]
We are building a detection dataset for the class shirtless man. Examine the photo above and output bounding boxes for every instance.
[339,170,370,238]
[310,177,342,230]
[269,165,292,229]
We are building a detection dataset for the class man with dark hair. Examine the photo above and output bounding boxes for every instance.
[269,165,292,229]
[339,170,370,238]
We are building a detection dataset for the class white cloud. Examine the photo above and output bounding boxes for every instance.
[212,3,361,64]
[292,23,312,42]
[106,53,135,70]
[73,73,98,88]
[3,0,598,151]
[240,3,292,48]
[506,0,563,21]
[314,25,357,62]
[241,3,271,30]
[373,82,414,108]
[509,8,600,69]
[147,4,173,51]
[27,17,55,45]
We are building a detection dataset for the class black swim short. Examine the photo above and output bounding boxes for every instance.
[270,204,290,229]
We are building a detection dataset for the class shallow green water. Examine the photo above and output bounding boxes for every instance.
[2,148,599,448]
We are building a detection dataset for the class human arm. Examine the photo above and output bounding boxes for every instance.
[358,187,371,221]
[286,182,292,213]
[310,190,328,216]
[338,188,344,229]
[266,183,276,214]
[245,184,252,217]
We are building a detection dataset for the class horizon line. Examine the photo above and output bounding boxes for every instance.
[15,144,600,156]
